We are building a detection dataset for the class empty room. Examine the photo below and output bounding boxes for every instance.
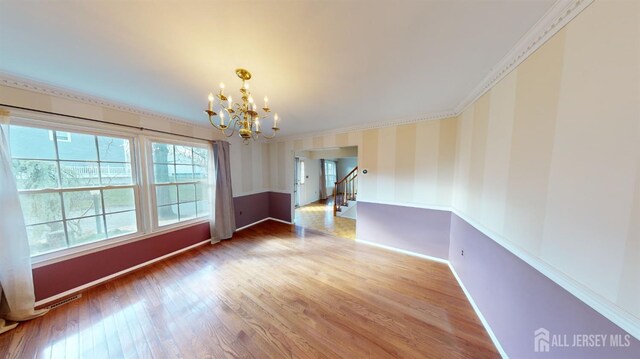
[0,0,638,358]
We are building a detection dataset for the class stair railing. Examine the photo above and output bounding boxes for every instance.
[333,166,358,216]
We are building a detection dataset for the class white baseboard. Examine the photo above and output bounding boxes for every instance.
[450,207,640,341]
[355,199,640,340]
[235,217,293,233]
[449,263,508,359]
[355,238,449,264]
[268,217,293,225]
[34,238,212,307]
[354,237,505,356]
[235,218,271,232]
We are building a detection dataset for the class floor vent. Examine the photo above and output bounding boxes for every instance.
[47,294,82,310]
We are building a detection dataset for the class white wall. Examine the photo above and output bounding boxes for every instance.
[297,157,321,206]
[337,157,357,180]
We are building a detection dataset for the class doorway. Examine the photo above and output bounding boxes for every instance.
[294,157,302,208]
[292,146,358,239]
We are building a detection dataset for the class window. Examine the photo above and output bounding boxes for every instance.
[49,130,71,142]
[300,160,305,184]
[10,125,139,256]
[325,160,337,185]
[151,142,210,227]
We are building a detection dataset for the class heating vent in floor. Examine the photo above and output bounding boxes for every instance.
[47,294,82,310]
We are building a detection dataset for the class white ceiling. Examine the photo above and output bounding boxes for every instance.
[0,0,556,136]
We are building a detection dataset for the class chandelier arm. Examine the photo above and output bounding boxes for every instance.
[261,128,279,139]
[220,119,240,138]
[209,117,226,131]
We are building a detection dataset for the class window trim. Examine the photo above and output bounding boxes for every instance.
[10,119,144,257]
[146,137,212,231]
[7,112,214,266]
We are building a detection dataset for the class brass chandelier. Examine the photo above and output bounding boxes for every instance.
[205,68,279,143]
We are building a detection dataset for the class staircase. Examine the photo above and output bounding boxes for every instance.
[333,166,358,216]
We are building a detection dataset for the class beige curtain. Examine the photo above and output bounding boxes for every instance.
[210,141,235,241]
[0,111,48,334]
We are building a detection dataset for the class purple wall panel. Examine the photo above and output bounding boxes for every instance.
[356,201,451,260]
[33,222,211,301]
[269,191,292,222]
[448,213,639,358]
[233,192,270,228]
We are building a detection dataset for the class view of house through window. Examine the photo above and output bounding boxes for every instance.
[10,124,138,256]
[151,142,210,226]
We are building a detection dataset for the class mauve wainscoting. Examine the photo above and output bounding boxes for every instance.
[234,192,270,228]
[449,214,640,359]
[34,191,292,303]
[233,191,292,228]
[356,201,639,358]
[269,191,292,222]
[32,222,211,301]
[356,201,451,260]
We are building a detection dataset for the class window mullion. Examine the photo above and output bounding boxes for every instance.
[58,192,70,249]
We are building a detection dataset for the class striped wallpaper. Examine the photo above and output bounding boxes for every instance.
[267,117,458,209]
[228,136,271,197]
[0,0,637,330]
[267,0,640,322]
[454,0,640,320]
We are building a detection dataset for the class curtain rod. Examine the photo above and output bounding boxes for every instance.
[0,103,217,143]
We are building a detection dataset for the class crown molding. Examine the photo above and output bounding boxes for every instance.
[270,0,594,144]
[454,0,595,114]
[1,0,593,143]
[0,71,213,132]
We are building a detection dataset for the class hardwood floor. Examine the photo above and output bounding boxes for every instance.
[294,199,356,240]
[0,221,499,359]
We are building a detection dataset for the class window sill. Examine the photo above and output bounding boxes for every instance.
[31,218,210,269]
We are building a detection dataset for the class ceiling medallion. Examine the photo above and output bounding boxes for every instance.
[205,68,279,144]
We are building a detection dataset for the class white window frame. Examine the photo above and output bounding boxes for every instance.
[146,137,212,231]
[10,117,144,259]
[6,111,214,267]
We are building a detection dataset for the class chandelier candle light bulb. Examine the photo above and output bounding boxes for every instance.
[204,68,281,142]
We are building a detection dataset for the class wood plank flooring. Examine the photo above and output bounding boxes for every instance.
[0,221,499,358]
